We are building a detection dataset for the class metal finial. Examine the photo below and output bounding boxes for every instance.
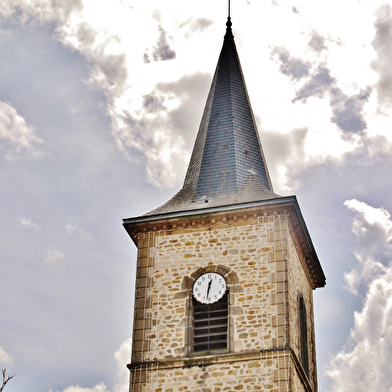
[225,0,233,35]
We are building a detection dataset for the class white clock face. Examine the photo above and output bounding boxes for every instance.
[193,272,227,304]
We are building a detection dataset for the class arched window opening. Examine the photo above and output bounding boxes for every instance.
[299,294,309,377]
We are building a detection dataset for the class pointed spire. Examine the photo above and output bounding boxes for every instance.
[145,18,279,216]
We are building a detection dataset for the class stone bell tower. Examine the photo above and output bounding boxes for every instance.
[123,16,325,392]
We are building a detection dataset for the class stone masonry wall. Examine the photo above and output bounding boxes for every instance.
[130,215,313,391]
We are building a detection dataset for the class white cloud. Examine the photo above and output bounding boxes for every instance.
[344,199,392,294]
[65,222,92,242]
[58,383,108,392]
[0,2,13,18]
[112,339,131,392]
[20,217,41,231]
[0,101,44,161]
[327,201,392,391]
[1,0,82,24]
[45,248,65,263]
[372,4,392,108]
[327,269,392,391]
[3,0,200,187]
[0,346,13,366]
[51,339,131,392]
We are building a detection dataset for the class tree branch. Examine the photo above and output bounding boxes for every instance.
[1,369,15,392]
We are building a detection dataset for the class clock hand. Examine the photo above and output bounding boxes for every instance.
[206,279,212,298]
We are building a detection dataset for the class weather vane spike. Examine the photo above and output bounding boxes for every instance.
[226,0,232,31]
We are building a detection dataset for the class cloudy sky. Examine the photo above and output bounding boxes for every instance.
[1,0,392,391]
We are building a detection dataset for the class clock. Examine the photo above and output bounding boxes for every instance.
[193,272,227,304]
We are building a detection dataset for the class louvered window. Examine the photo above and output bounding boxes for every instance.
[190,292,229,354]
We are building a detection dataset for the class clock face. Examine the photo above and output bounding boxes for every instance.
[193,272,227,304]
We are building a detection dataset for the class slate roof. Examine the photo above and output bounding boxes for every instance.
[145,18,281,216]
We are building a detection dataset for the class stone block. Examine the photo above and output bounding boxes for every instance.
[136,266,150,278]
[134,296,152,309]
[135,287,149,299]
[137,256,154,268]
[137,238,149,249]
[136,276,153,288]
[133,316,152,331]
[216,264,231,276]
[174,291,187,299]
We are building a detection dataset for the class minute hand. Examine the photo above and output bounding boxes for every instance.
[206,279,212,298]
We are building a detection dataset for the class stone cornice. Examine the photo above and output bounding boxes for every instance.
[128,347,286,370]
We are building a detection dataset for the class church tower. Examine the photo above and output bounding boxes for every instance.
[123,16,325,392]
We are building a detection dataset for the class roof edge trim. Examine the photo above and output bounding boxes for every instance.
[123,195,297,225]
